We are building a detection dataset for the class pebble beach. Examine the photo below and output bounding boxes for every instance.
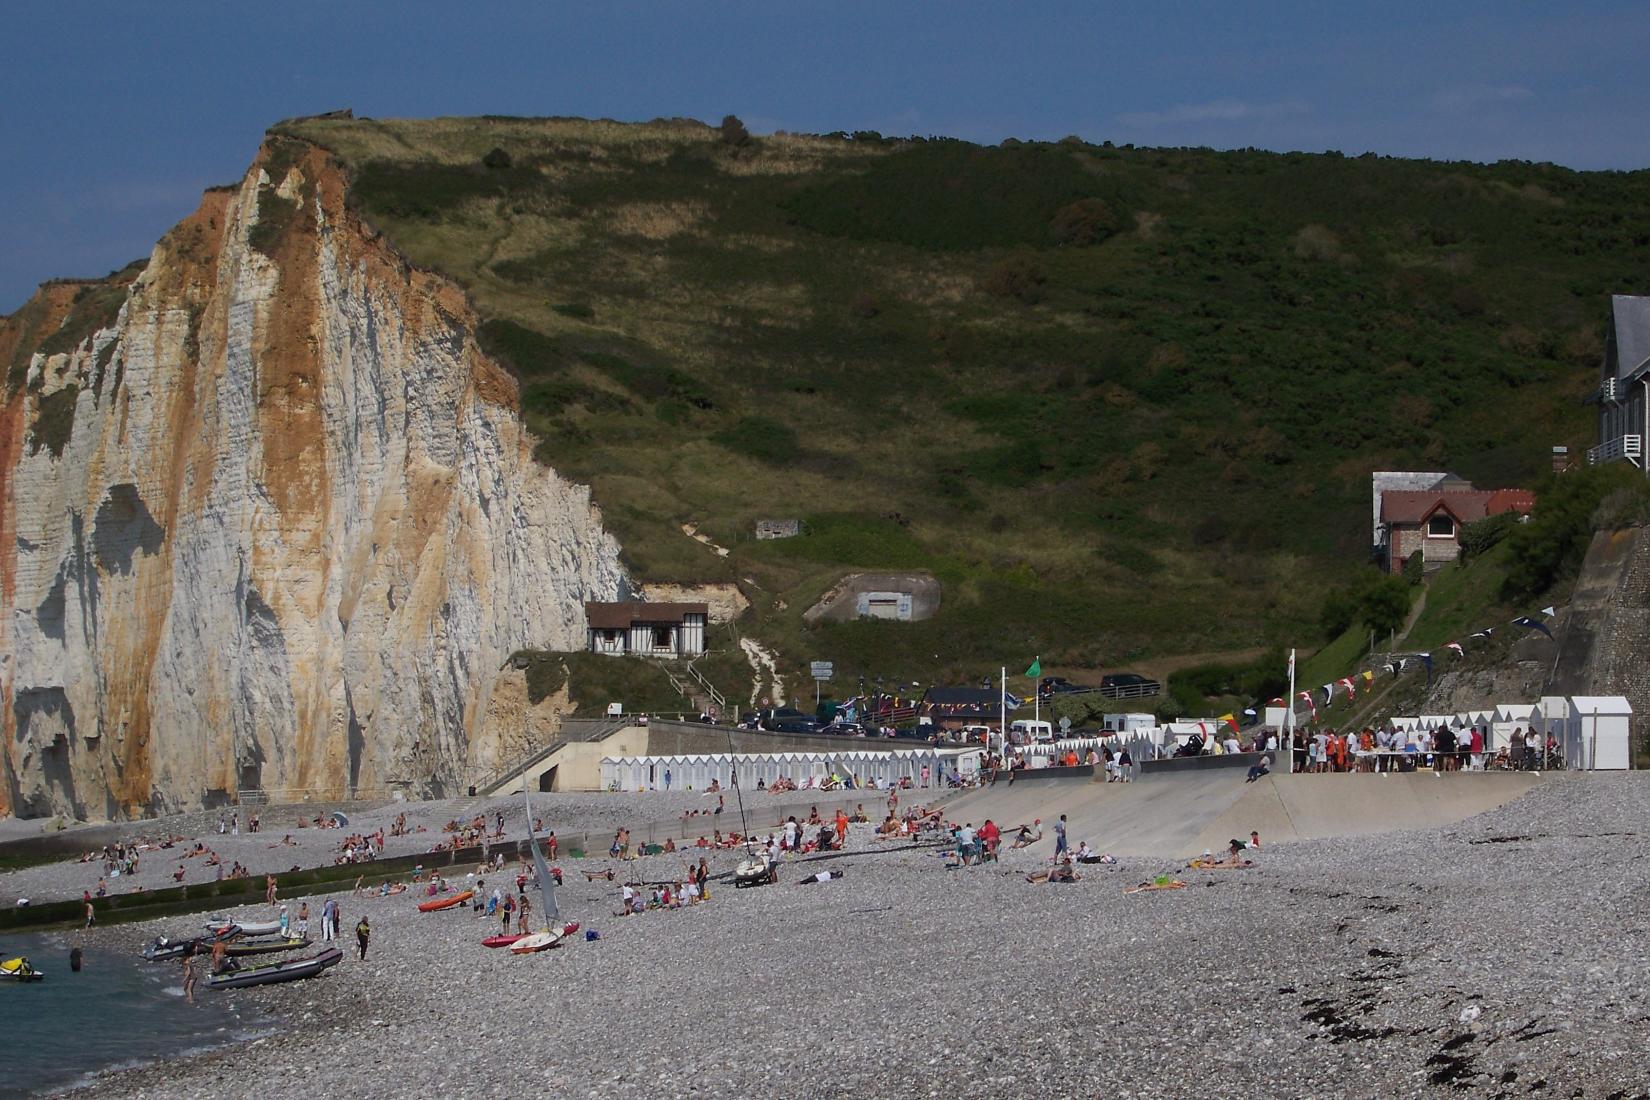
[16,773,1650,1099]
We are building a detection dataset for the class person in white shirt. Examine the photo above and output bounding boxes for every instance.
[1223,736,1241,755]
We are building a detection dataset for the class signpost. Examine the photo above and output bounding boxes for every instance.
[811,661,833,707]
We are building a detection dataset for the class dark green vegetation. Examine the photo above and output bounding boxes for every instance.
[1501,464,1649,601]
[253,118,1648,695]
[513,651,694,716]
[28,383,79,457]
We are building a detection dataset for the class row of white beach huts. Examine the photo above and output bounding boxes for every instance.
[1384,696,1634,770]
[600,747,984,793]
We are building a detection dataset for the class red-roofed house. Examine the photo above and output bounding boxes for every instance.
[1377,483,1535,574]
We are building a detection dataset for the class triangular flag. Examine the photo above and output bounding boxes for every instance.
[1337,677,1357,701]
[1025,657,1041,678]
[1540,606,1556,617]
[1322,684,1335,705]
[1219,713,1239,734]
[1511,616,1555,640]
[1446,642,1464,657]
[1361,670,1374,684]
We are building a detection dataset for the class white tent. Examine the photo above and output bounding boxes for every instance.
[1569,696,1633,770]
[1418,714,1453,731]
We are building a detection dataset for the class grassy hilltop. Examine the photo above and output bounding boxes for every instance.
[272,114,1645,696]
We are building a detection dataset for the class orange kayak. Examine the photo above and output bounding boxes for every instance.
[417,889,475,912]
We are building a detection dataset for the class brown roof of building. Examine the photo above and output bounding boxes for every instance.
[585,601,708,629]
[1381,488,1536,527]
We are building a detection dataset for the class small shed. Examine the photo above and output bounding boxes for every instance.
[1568,696,1634,770]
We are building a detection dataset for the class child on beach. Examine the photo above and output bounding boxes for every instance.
[297,902,309,939]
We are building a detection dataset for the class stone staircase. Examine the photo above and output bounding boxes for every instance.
[472,717,629,797]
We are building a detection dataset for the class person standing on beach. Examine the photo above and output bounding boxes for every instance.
[231,813,239,836]
[517,892,531,934]
[85,899,95,928]
[180,950,198,1004]
[296,901,309,940]
[355,917,370,960]
[265,874,278,906]
[1054,815,1068,858]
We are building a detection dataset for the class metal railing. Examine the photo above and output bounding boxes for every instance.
[472,718,631,797]
[1588,434,1643,467]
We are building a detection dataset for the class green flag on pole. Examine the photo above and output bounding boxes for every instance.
[1025,657,1041,679]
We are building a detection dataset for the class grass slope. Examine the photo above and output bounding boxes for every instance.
[251,118,1643,689]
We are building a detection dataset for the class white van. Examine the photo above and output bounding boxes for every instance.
[1009,719,1055,744]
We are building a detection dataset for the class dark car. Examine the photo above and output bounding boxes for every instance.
[819,721,866,736]
[1099,672,1161,699]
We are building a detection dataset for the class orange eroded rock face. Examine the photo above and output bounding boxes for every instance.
[0,137,626,820]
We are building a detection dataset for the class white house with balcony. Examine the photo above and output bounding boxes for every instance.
[1590,295,1650,470]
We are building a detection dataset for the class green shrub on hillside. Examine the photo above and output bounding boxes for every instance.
[1503,465,1644,600]
[1458,511,1520,560]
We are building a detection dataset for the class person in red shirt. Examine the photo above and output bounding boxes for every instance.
[978,818,1001,859]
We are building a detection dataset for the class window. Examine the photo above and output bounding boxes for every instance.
[653,625,672,649]
[1427,514,1454,537]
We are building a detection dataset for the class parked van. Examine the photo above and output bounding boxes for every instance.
[1009,719,1055,744]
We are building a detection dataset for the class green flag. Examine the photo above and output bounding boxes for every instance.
[1025,657,1041,679]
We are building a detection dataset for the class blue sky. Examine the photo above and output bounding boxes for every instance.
[4,2,1647,311]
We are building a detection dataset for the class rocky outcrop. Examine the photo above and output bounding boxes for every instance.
[0,138,625,819]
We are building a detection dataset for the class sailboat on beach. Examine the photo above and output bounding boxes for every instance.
[509,786,570,954]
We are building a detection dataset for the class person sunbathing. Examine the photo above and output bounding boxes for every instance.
[1026,863,1079,883]
[1010,822,1043,849]
[582,868,617,881]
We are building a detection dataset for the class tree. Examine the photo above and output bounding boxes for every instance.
[719,115,750,147]
[980,254,1046,304]
[1355,573,1412,637]
[482,147,513,170]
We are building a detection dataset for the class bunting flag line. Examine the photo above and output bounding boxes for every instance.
[1337,677,1357,701]
[1219,713,1239,734]
[1469,630,1491,641]
[1511,616,1555,640]
[1269,696,1285,706]
[1322,683,1335,706]
[1446,642,1465,657]
[1540,606,1556,617]
[1384,662,1398,677]
[1298,690,1318,719]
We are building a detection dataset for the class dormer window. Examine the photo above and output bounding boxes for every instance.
[1427,514,1454,537]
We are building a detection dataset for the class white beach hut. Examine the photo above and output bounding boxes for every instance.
[1568,696,1633,770]
[1492,704,1535,753]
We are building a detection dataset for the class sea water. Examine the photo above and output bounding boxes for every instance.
[0,933,271,1097]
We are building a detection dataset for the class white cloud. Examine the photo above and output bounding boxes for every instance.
[1431,84,1535,112]
[1114,98,1310,129]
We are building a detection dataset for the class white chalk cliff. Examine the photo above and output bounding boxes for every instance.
[0,139,626,819]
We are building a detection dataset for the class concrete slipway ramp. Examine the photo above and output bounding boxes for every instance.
[942,760,1541,859]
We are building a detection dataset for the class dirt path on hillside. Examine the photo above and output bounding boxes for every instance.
[1132,646,1270,681]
